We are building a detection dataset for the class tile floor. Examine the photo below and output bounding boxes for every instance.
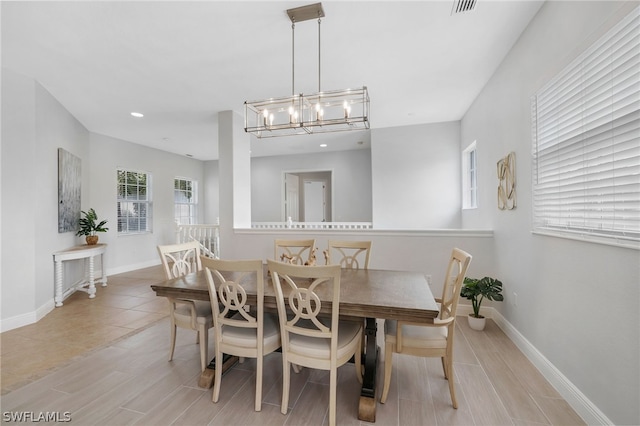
[0,266,586,425]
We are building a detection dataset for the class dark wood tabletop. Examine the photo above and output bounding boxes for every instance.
[150,266,439,322]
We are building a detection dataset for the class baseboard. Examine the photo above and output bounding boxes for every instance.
[1,260,161,333]
[0,299,54,333]
[457,303,612,425]
[106,259,161,276]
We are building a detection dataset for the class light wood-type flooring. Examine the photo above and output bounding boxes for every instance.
[0,266,585,425]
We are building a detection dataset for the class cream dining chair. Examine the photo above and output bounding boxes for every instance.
[326,240,372,270]
[380,247,472,408]
[267,260,362,426]
[274,239,316,265]
[202,257,281,411]
[157,241,213,372]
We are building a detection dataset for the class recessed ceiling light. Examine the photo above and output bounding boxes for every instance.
[320,143,327,148]
[131,112,144,118]
[185,154,193,158]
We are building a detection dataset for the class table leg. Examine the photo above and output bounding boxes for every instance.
[358,317,378,422]
[197,354,239,388]
[87,256,97,298]
[55,260,64,307]
[99,253,108,287]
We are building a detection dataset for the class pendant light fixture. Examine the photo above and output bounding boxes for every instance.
[244,2,370,138]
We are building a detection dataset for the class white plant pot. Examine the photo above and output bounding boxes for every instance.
[468,314,486,331]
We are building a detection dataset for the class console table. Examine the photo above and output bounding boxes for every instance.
[53,244,107,307]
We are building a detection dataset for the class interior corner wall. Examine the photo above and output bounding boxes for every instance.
[203,159,219,224]
[1,69,90,330]
[371,122,462,229]
[88,132,205,273]
[460,2,639,424]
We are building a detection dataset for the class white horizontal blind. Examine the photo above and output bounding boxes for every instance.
[532,7,640,245]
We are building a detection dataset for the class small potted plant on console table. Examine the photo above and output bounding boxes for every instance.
[460,276,504,331]
[76,208,108,245]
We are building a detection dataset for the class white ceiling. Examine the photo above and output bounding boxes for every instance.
[2,1,544,160]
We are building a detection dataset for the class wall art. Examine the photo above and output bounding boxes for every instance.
[58,148,81,232]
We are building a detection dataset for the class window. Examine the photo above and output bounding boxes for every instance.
[531,7,639,246]
[462,141,478,209]
[117,169,152,234]
[174,177,197,225]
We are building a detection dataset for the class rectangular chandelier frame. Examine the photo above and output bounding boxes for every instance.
[244,86,369,138]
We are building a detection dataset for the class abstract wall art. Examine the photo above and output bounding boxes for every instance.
[58,148,81,232]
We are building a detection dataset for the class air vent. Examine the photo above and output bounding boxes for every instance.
[451,0,477,14]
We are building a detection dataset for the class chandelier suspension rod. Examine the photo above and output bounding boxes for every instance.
[292,20,295,96]
[318,15,321,93]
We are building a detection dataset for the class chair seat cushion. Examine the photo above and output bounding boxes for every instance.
[289,320,361,359]
[221,313,280,348]
[174,300,213,324]
[384,319,448,349]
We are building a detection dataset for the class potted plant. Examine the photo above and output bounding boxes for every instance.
[76,208,108,245]
[460,276,504,330]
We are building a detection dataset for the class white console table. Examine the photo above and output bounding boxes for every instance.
[53,244,107,307]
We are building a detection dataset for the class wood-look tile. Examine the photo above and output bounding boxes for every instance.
[455,362,513,426]
[282,381,329,425]
[133,386,206,425]
[399,398,437,426]
[0,267,586,426]
[475,349,549,424]
[531,395,586,426]
[395,353,432,402]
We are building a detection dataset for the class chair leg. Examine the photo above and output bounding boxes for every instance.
[329,368,337,426]
[445,355,458,409]
[198,324,208,372]
[355,334,363,384]
[441,356,447,379]
[255,356,263,411]
[212,346,223,403]
[169,323,177,362]
[281,359,290,415]
[380,342,394,403]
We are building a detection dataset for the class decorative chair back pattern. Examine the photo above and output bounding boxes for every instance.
[439,248,472,320]
[274,239,316,265]
[268,260,341,363]
[158,241,202,279]
[326,240,372,270]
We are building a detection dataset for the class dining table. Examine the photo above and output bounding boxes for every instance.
[151,265,439,422]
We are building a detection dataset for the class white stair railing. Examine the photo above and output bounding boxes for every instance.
[176,223,220,258]
[251,222,373,230]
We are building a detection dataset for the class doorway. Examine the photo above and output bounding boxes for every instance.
[283,170,332,222]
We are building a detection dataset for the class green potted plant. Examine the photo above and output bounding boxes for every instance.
[76,208,108,245]
[460,276,504,330]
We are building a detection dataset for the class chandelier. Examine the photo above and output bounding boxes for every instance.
[244,3,370,138]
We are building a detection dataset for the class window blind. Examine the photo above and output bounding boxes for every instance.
[531,7,640,246]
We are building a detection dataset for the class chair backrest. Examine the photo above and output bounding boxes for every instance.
[157,241,202,279]
[326,240,372,270]
[202,258,264,346]
[274,239,316,265]
[267,260,342,360]
[439,248,473,320]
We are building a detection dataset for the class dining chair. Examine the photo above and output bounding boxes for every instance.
[326,240,372,270]
[326,240,372,359]
[202,257,281,411]
[274,239,316,265]
[379,247,472,408]
[157,241,213,372]
[267,260,362,426]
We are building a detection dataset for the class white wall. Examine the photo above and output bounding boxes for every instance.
[89,133,205,273]
[1,69,90,328]
[461,2,639,424]
[250,149,372,223]
[372,122,462,229]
